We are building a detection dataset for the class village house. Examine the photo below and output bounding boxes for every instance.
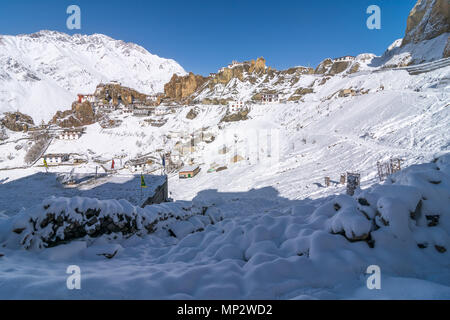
[175,142,195,155]
[58,129,84,140]
[339,89,357,98]
[133,107,152,117]
[228,60,243,68]
[230,154,244,163]
[42,153,70,166]
[97,102,117,111]
[333,56,355,62]
[179,165,200,179]
[218,145,230,155]
[261,93,280,104]
[122,106,134,114]
[77,94,97,104]
[228,100,246,113]
[154,106,167,116]
[127,158,153,173]
[146,94,162,105]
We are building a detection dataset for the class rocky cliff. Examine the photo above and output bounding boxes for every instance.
[95,83,154,106]
[51,101,96,128]
[164,72,208,103]
[402,0,449,46]
[1,112,34,132]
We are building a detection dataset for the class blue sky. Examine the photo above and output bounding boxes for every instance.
[0,0,416,75]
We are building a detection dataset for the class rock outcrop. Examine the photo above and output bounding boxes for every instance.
[248,57,267,74]
[51,101,96,128]
[95,83,154,106]
[186,107,199,120]
[164,72,208,102]
[315,58,334,74]
[402,0,450,46]
[288,87,314,101]
[314,58,357,76]
[1,112,34,132]
[221,108,250,122]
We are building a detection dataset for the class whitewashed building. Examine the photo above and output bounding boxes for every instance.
[127,158,153,173]
[97,102,116,111]
[133,107,152,117]
[42,153,70,166]
[122,107,134,114]
[58,129,83,140]
[77,94,97,104]
[228,100,246,113]
[154,106,167,116]
[333,56,355,62]
[261,93,280,104]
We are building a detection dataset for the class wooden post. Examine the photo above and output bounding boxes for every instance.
[346,173,361,196]
[377,161,383,181]
[324,177,330,187]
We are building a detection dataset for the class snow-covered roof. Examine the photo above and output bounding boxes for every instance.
[180,165,199,172]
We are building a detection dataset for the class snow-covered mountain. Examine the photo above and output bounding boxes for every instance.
[0,30,186,122]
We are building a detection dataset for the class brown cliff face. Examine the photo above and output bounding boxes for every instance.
[51,101,96,128]
[328,61,352,75]
[402,0,450,46]
[209,57,267,87]
[281,66,314,75]
[314,59,334,74]
[212,67,245,86]
[164,72,207,102]
[95,84,152,106]
[248,57,266,74]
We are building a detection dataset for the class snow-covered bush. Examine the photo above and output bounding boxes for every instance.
[2,197,223,250]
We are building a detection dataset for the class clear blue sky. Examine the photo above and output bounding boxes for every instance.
[0,0,416,75]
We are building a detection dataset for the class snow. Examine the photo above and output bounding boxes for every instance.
[180,165,199,172]
[378,33,450,67]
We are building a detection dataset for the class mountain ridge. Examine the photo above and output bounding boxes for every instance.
[0,30,186,122]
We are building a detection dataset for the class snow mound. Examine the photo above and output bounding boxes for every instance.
[1,196,222,250]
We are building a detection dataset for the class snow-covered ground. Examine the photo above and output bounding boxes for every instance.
[0,63,449,299]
